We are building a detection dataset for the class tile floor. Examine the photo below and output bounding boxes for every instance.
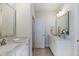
[32,48,54,56]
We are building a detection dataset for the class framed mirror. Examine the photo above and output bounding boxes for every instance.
[57,12,69,36]
[0,4,16,38]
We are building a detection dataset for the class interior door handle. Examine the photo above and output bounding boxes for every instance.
[77,40,79,42]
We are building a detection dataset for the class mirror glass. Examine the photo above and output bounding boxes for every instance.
[0,4,16,38]
[57,12,69,36]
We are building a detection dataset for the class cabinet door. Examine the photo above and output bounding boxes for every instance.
[15,43,30,56]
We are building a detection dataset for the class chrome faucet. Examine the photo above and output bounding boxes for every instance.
[1,39,6,45]
[61,29,66,39]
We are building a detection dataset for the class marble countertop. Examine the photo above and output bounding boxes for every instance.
[0,37,29,56]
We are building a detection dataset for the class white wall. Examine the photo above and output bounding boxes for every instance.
[0,5,2,36]
[35,11,56,47]
[16,3,32,38]
[68,5,76,56]
[69,4,79,56]
[15,3,32,55]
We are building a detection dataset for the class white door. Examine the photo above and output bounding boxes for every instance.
[75,5,79,55]
[35,17,45,48]
[72,4,79,56]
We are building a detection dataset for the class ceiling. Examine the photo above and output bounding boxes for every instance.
[33,3,64,12]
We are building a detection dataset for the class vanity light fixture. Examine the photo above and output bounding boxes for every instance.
[57,7,68,17]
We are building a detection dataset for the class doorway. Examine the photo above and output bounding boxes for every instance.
[34,16,46,48]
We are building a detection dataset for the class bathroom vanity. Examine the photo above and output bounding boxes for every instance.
[49,11,73,56]
[0,37,30,56]
[49,34,73,56]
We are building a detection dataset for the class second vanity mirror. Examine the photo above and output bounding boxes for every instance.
[57,12,69,38]
[0,4,16,38]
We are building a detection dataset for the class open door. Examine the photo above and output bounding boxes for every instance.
[34,17,45,48]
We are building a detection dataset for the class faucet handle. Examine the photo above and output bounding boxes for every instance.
[2,39,6,42]
[1,39,6,45]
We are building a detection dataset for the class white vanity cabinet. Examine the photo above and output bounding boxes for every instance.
[49,35,73,56]
[16,40,30,56]
[9,39,30,56]
[9,43,29,56]
[13,43,29,56]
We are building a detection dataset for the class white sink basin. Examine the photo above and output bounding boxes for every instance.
[13,38,29,43]
[0,37,29,56]
[0,40,21,55]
